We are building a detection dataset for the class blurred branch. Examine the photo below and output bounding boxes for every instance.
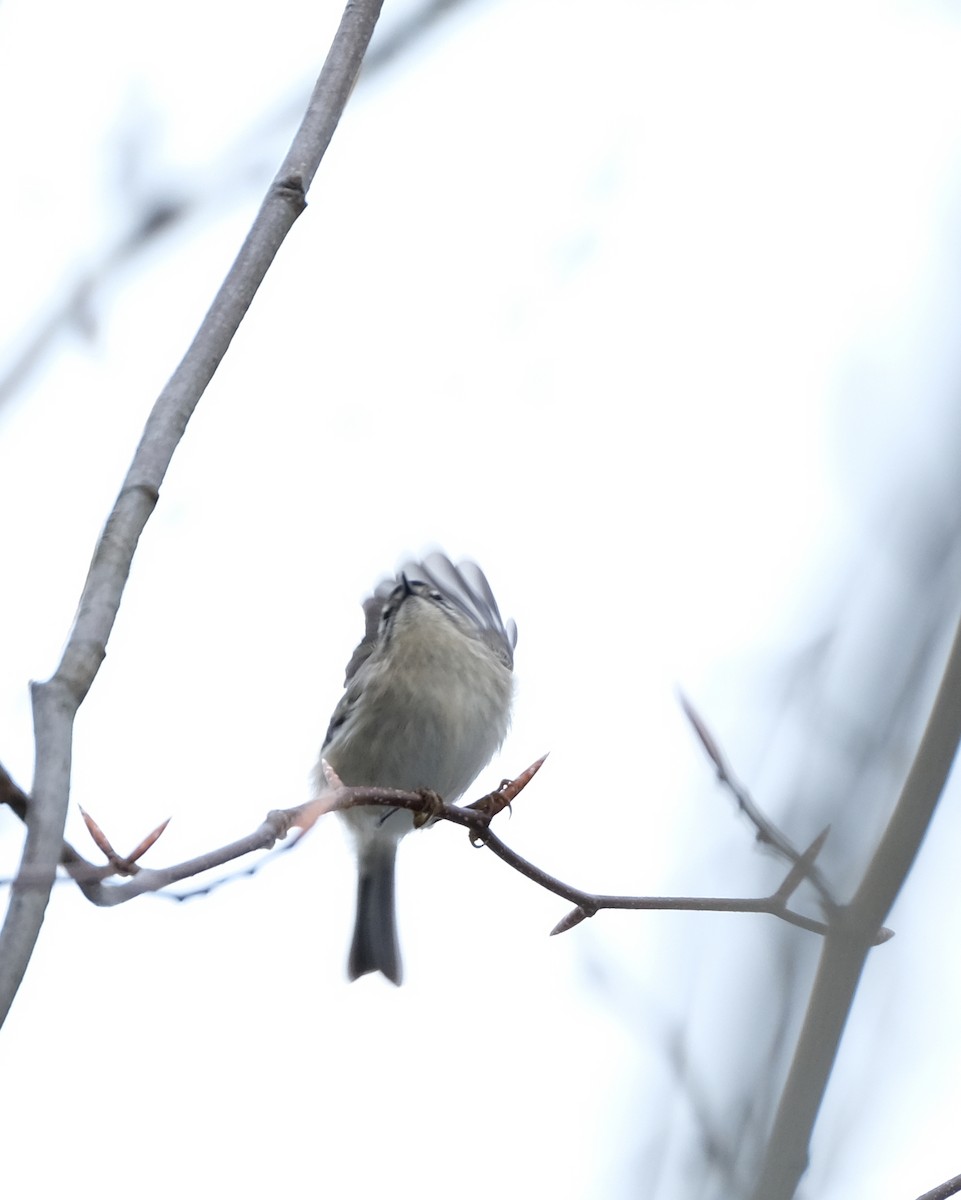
[363,0,475,73]
[0,202,186,413]
[750,600,961,1200]
[680,692,839,913]
[0,0,386,1030]
[0,1,480,415]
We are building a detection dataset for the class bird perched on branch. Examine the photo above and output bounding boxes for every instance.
[315,553,517,985]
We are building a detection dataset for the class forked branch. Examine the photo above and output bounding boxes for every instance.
[3,755,883,945]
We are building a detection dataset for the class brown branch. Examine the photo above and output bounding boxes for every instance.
[3,756,885,949]
[464,828,848,939]
[67,808,303,907]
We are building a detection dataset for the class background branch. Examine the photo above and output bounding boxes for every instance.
[0,0,469,418]
[680,692,839,913]
[915,1172,961,1200]
[750,600,961,1200]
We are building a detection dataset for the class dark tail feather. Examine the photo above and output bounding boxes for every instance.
[348,844,402,985]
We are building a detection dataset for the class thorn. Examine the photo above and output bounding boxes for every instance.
[124,817,171,864]
[79,806,122,864]
[321,758,343,789]
[508,753,549,797]
[466,754,549,819]
[550,905,591,936]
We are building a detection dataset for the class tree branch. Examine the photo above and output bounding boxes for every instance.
[4,756,882,948]
[0,0,386,1030]
[914,1172,961,1200]
[750,601,961,1200]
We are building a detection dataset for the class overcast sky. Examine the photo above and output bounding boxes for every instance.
[3,2,961,1197]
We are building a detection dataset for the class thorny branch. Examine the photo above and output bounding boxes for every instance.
[1,754,885,943]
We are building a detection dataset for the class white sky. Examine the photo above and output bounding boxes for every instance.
[3,1,961,1197]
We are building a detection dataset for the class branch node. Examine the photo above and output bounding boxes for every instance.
[274,173,307,213]
[774,826,831,902]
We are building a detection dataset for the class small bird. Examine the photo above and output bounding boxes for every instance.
[316,553,517,985]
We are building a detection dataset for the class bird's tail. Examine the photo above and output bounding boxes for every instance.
[348,841,402,985]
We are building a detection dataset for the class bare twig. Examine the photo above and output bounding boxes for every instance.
[664,1023,745,1195]
[1,0,468,416]
[680,691,839,913]
[0,0,386,1031]
[363,0,474,75]
[3,755,869,947]
[0,202,187,415]
[69,808,303,907]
